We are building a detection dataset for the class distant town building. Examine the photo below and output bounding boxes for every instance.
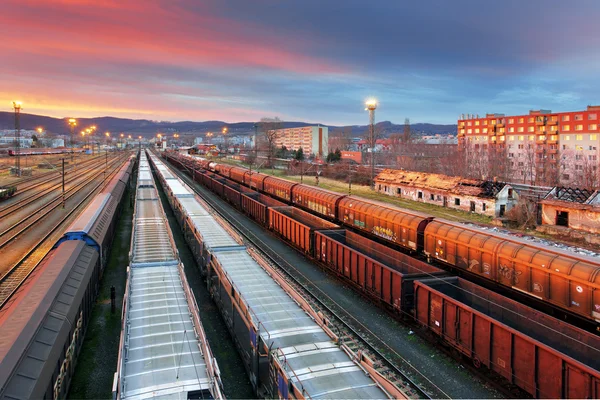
[375,168,519,217]
[267,126,328,157]
[458,106,600,187]
[0,137,34,147]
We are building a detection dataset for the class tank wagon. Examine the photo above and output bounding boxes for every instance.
[150,150,402,399]
[163,151,600,329]
[0,157,133,400]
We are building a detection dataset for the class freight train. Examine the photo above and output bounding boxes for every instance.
[7,148,86,156]
[165,151,600,330]
[0,156,133,399]
[148,151,404,400]
[162,150,600,399]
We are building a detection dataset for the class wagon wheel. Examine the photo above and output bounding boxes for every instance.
[472,356,482,369]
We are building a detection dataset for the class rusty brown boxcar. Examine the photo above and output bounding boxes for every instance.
[228,166,248,185]
[263,176,297,203]
[315,230,446,311]
[414,277,600,399]
[211,177,226,198]
[423,219,600,324]
[241,192,286,227]
[269,206,341,254]
[222,180,243,208]
[215,164,234,178]
[291,184,345,220]
[246,171,268,191]
[337,196,433,252]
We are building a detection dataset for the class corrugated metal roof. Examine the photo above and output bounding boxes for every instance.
[165,179,193,198]
[215,249,387,399]
[191,216,241,249]
[119,264,211,399]
[179,198,210,217]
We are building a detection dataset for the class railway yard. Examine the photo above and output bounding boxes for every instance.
[0,148,599,399]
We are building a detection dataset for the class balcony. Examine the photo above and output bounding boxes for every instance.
[536,138,547,144]
[549,158,558,163]
[535,119,546,125]
[548,149,558,154]
[547,119,558,126]
[547,137,558,144]
[536,148,545,154]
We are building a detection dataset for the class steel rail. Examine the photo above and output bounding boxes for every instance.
[0,154,129,309]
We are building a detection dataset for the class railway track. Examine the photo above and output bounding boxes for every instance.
[165,156,442,399]
[0,154,130,309]
[0,155,118,222]
[0,155,106,213]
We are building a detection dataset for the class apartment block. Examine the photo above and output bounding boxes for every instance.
[458,106,600,187]
[270,126,328,157]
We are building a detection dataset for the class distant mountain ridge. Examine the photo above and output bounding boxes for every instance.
[0,112,457,137]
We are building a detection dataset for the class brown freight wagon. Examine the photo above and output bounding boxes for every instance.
[291,184,345,220]
[423,219,600,324]
[263,176,297,203]
[414,277,600,399]
[315,230,446,311]
[246,171,268,191]
[268,206,341,254]
[337,197,433,252]
[201,171,215,188]
[228,166,248,185]
[211,178,226,198]
[241,193,286,227]
[214,164,234,178]
[222,181,243,208]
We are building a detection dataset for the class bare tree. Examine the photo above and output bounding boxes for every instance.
[329,127,352,151]
[258,117,284,167]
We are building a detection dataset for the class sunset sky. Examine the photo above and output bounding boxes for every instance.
[3,0,600,125]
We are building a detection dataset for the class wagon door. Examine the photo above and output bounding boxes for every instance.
[564,364,591,399]
[443,302,458,342]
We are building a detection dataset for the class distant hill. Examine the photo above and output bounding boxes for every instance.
[0,112,457,137]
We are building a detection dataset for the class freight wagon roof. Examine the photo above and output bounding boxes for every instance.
[66,193,111,233]
[214,249,388,399]
[191,216,241,249]
[136,187,158,201]
[118,264,211,399]
[179,197,210,217]
[425,219,600,264]
[164,178,194,198]
[339,195,433,219]
[0,241,98,400]
[155,165,176,180]
[131,201,177,265]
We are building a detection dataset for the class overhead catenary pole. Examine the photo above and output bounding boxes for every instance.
[62,158,65,208]
[365,99,377,190]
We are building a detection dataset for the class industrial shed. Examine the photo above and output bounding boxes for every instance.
[540,187,600,234]
[374,169,518,217]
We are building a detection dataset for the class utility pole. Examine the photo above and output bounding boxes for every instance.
[365,99,377,190]
[68,118,77,164]
[12,101,22,177]
[348,161,352,195]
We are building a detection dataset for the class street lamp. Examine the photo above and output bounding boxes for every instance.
[12,101,22,177]
[120,133,124,150]
[138,135,142,152]
[365,98,377,190]
[68,118,77,163]
[222,127,228,155]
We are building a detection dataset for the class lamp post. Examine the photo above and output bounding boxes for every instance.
[365,99,377,190]
[90,125,97,154]
[120,133,124,150]
[105,132,110,179]
[68,118,77,163]
[138,135,142,152]
[12,101,22,177]
[222,127,228,155]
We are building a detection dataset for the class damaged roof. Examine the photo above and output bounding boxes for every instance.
[543,187,594,203]
[375,169,506,198]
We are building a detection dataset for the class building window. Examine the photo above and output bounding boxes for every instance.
[563,145,568,150]
[528,117,534,123]
[591,134,597,140]
[529,135,535,141]
[562,115,570,121]
[460,129,465,134]
[576,125,583,131]
[576,154,583,160]
[575,164,583,170]
[475,120,480,126]
[538,126,546,132]
[517,127,524,132]
[589,125,597,131]
[589,155,597,161]
[482,128,488,133]
[508,118,514,124]
[396,188,401,195]
[528,126,535,132]
[518,135,524,141]
[519,117,524,123]
[518,162,524,167]
[467,121,472,126]
[509,136,515,141]
[589,113,597,120]
[550,135,557,141]
[518,144,524,149]
[550,125,558,131]
[467,129,472,134]
[430,193,435,200]
[563,125,570,131]
[565,135,570,140]
[563,174,570,180]
[508,153,514,158]
[455,198,460,206]
[575,134,583,140]
[575,114,583,120]
[500,136,505,141]
[576,145,583,151]
[378,184,381,190]
[418,191,423,199]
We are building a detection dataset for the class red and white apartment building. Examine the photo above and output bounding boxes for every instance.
[458,106,600,187]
